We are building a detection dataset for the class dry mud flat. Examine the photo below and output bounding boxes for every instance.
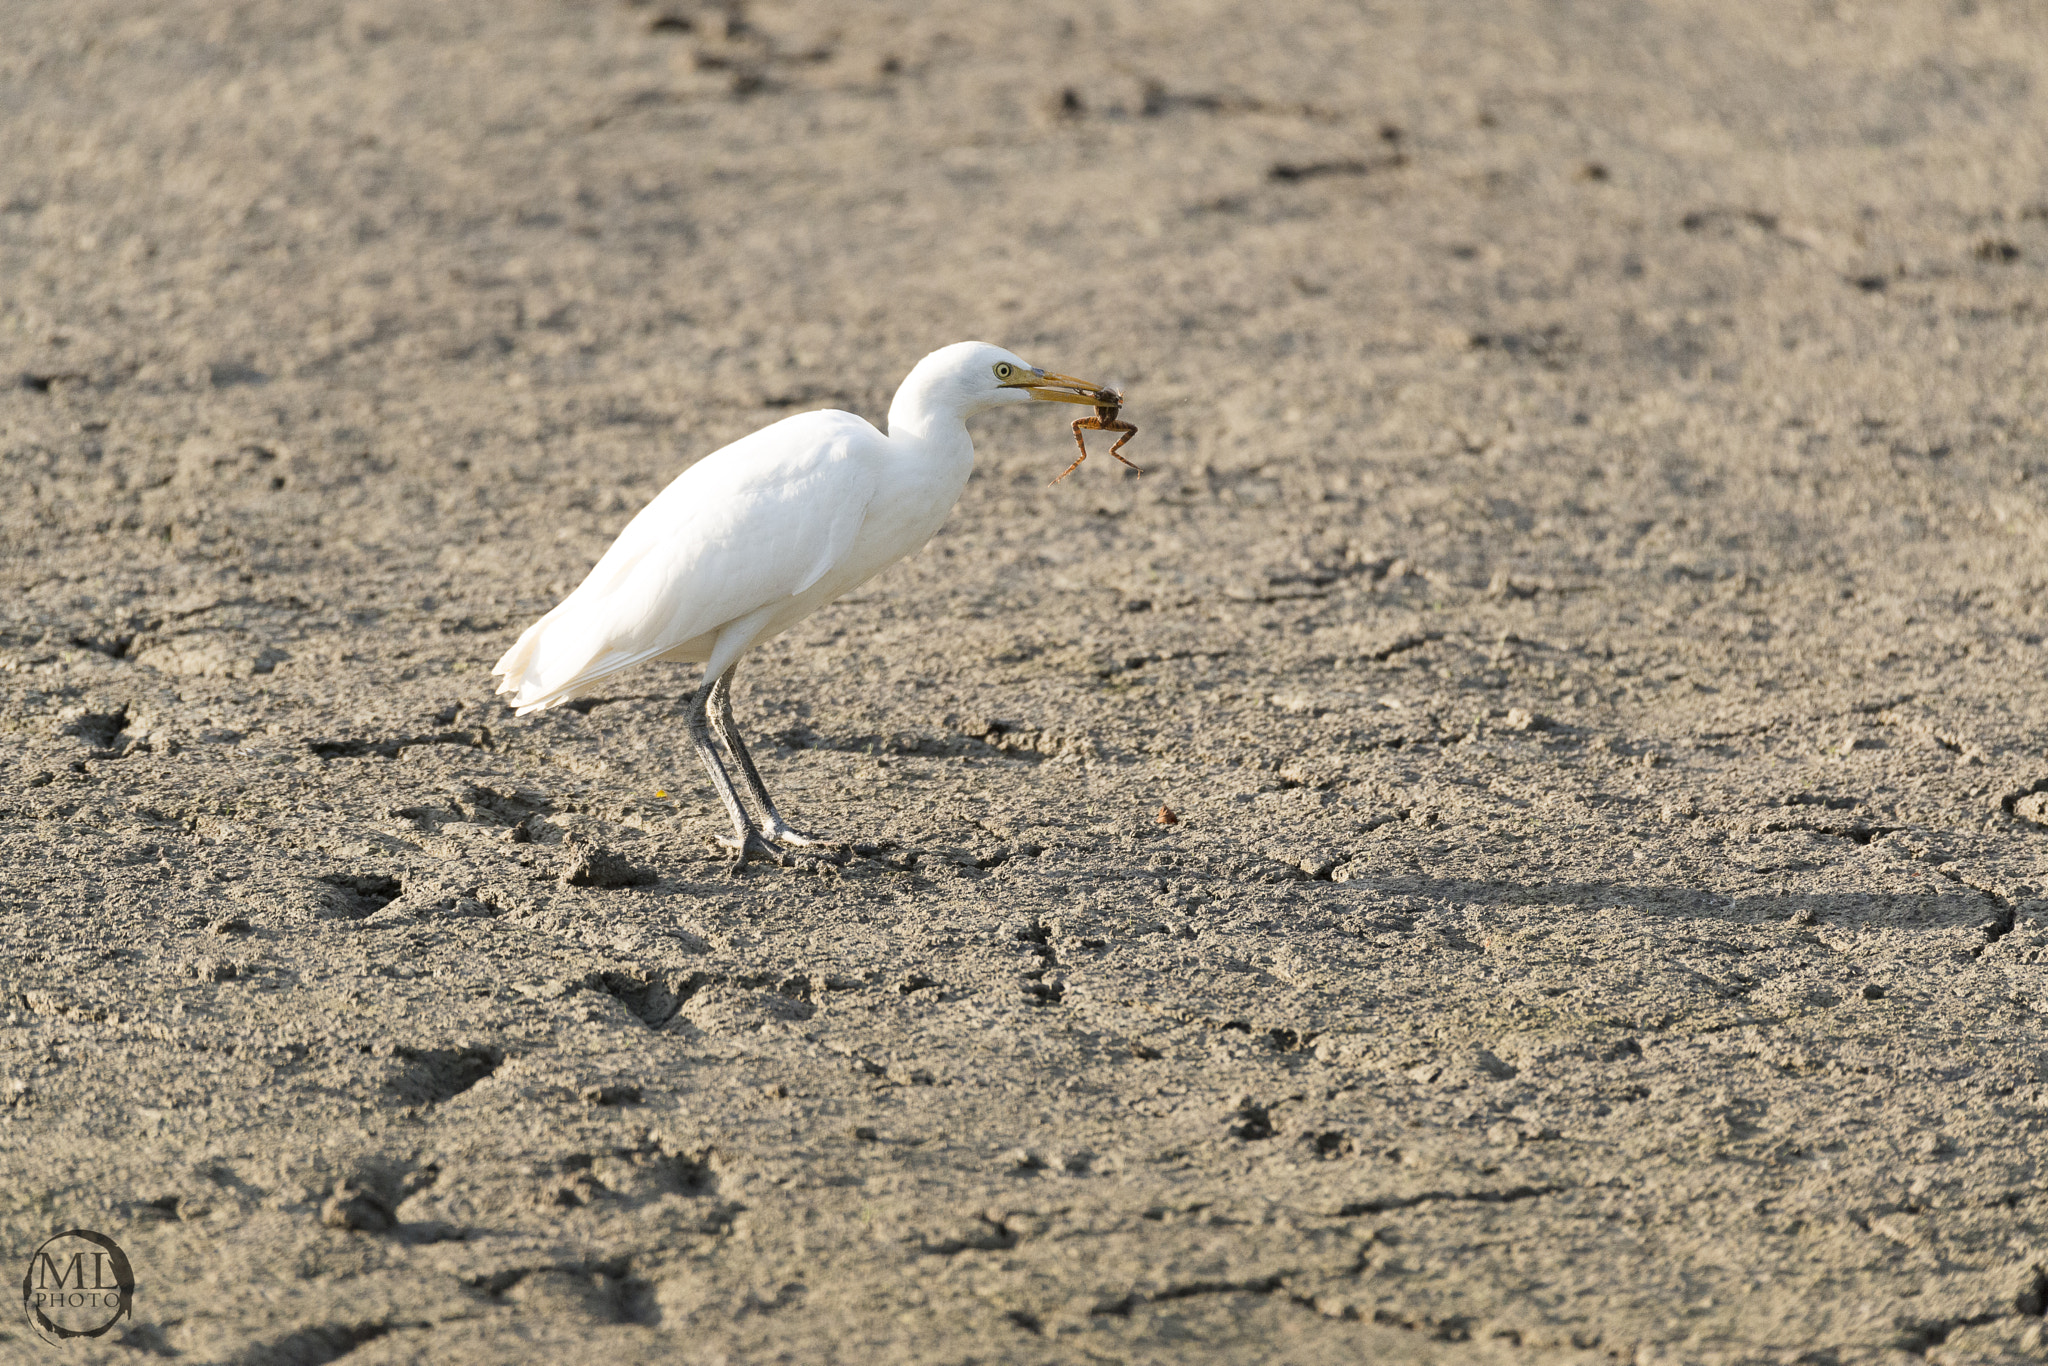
[5,1,2048,1362]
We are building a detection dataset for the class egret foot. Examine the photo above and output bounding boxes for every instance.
[761,817,836,847]
[717,828,847,872]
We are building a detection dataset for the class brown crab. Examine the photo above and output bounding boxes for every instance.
[1050,385,1140,484]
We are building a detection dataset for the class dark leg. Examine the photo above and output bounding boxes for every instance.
[686,669,781,866]
[709,664,830,846]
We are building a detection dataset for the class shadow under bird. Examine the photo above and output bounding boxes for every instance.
[492,341,1128,866]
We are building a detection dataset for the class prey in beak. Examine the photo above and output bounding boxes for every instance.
[999,367,1141,483]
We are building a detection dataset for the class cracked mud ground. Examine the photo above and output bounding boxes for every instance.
[4,2,2048,1362]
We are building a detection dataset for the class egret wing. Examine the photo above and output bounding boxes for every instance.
[495,411,881,711]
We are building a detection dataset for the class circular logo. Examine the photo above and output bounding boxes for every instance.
[20,1229,134,1344]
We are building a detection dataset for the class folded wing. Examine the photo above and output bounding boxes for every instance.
[493,411,881,713]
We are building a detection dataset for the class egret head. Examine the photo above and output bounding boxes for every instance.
[892,341,1114,431]
[987,353,1113,409]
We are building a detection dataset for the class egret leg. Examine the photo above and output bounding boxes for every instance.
[686,669,781,866]
[708,664,832,846]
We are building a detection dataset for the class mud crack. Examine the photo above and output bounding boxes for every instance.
[1331,1183,1569,1216]
[1935,869,2021,956]
[1756,819,1901,845]
[918,1214,1020,1256]
[1091,1272,1293,1317]
[307,728,491,760]
[1369,632,1443,662]
[224,1319,426,1365]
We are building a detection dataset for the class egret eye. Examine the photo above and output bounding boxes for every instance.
[993,363,1013,381]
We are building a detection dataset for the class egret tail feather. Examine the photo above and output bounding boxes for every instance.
[491,602,672,715]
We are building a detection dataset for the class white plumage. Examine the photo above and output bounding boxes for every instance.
[493,341,1119,865]
[493,409,885,715]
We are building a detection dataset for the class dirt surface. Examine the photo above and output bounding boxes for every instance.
[5,1,2048,1361]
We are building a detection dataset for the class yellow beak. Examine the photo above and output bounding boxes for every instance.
[1001,367,1113,405]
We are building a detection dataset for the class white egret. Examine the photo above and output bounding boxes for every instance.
[493,341,1121,865]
